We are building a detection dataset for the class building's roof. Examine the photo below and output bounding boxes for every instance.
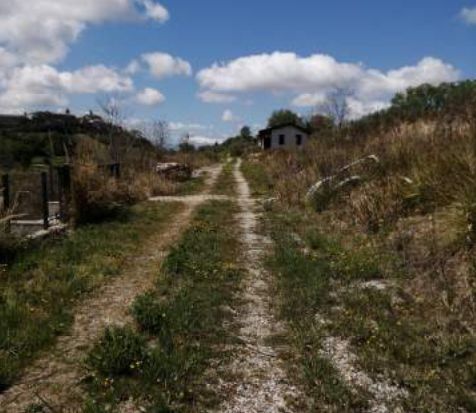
[258,123,310,138]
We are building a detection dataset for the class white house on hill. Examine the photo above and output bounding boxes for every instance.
[258,124,310,150]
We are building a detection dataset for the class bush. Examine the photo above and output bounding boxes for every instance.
[87,326,146,376]
[132,293,167,335]
[72,164,144,225]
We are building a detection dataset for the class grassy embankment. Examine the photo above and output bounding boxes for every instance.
[242,118,476,412]
[81,200,243,413]
[0,202,180,391]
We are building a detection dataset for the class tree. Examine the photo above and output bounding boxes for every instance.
[149,120,169,151]
[267,109,302,128]
[240,125,253,140]
[321,88,353,129]
[97,94,128,163]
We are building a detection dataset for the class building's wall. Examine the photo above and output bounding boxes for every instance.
[269,126,309,149]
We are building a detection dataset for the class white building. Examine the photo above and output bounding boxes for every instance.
[258,124,310,150]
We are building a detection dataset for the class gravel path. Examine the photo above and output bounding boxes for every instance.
[214,159,302,413]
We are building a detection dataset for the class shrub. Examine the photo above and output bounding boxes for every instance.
[72,164,143,225]
[87,326,146,376]
[132,293,167,335]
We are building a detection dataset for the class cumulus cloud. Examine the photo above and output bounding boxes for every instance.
[222,109,238,122]
[461,7,476,24]
[0,64,133,112]
[142,53,192,79]
[197,52,460,118]
[197,52,362,93]
[136,87,165,105]
[197,90,237,103]
[0,0,170,64]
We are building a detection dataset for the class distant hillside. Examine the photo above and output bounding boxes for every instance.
[0,111,154,168]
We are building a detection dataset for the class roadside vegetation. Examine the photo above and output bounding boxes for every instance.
[0,202,180,391]
[213,158,236,195]
[243,80,476,411]
[81,200,243,412]
[241,158,273,198]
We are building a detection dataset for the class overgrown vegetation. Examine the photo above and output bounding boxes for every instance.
[0,202,179,390]
[82,201,243,412]
[241,158,273,198]
[243,79,476,411]
[267,213,476,412]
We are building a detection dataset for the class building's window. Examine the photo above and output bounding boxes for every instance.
[296,134,302,146]
[279,134,285,145]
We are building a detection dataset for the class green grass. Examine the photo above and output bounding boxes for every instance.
[241,159,273,197]
[0,202,180,391]
[175,174,207,196]
[266,215,370,411]
[213,159,236,195]
[82,200,243,413]
[266,210,476,412]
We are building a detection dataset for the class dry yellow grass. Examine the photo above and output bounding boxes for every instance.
[246,118,476,330]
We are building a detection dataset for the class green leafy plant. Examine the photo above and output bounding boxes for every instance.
[87,326,146,376]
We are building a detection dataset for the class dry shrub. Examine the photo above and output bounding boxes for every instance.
[348,177,405,232]
[389,211,476,327]
[72,163,146,225]
[259,119,476,215]
[135,172,178,197]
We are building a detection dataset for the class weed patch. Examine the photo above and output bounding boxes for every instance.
[87,326,146,376]
[241,159,273,197]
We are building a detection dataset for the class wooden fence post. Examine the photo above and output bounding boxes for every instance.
[57,166,71,222]
[2,174,11,233]
[2,174,10,211]
[41,172,49,230]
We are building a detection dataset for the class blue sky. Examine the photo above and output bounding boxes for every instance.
[0,0,475,145]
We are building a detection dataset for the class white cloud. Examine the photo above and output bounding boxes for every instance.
[189,135,224,146]
[0,64,133,112]
[0,0,170,65]
[197,52,362,93]
[169,122,209,131]
[461,7,476,24]
[197,90,236,103]
[136,87,165,105]
[198,52,459,118]
[125,59,141,75]
[222,109,238,122]
[345,98,390,119]
[139,0,169,22]
[142,52,192,79]
[291,92,327,107]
